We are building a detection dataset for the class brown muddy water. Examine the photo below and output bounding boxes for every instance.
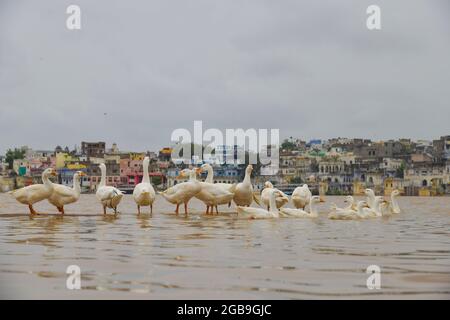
[0,193,449,299]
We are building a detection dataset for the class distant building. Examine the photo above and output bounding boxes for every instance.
[81,141,106,158]
[158,147,172,162]
[432,135,450,163]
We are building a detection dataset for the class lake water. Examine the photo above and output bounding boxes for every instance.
[0,193,449,299]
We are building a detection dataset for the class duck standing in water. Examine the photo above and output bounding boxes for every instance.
[161,168,202,215]
[48,170,86,214]
[233,164,260,207]
[10,168,57,215]
[96,163,124,214]
[133,157,156,215]
[196,165,236,215]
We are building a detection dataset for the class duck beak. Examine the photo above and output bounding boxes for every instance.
[51,170,57,176]
[195,168,202,174]
[79,172,86,177]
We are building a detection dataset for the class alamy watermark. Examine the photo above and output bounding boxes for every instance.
[366,5,381,30]
[366,265,381,290]
[66,265,81,290]
[171,121,279,174]
[66,5,81,30]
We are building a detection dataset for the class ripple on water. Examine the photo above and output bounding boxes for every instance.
[0,194,449,299]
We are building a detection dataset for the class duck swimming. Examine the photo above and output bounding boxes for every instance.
[260,181,289,210]
[279,195,320,218]
[236,189,281,219]
[291,184,312,210]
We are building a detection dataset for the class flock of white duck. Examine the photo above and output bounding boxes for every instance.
[8,157,402,220]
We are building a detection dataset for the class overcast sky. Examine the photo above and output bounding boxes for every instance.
[0,0,449,154]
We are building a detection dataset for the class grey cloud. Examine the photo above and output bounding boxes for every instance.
[0,0,449,154]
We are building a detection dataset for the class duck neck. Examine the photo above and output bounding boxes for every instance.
[205,166,213,183]
[367,193,375,208]
[189,170,197,181]
[391,193,400,212]
[344,197,353,210]
[142,159,150,184]
[268,193,278,212]
[373,200,382,216]
[73,174,82,195]
[243,169,251,185]
[357,204,366,216]
[42,172,53,190]
[99,166,106,187]
[309,198,317,215]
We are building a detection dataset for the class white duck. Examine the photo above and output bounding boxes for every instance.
[161,168,202,215]
[388,189,401,214]
[133,156,156,215]
[96,163,124,214]
[279,195,320,218]
[48,170,86,214]
[200,163,235,192]
[291,184,312,210]
[233,164,260,207]
[329,195,357,213]
[329,200,370,220]
[10,168,57,214]
[360,196,385,218]
[260,181,289,210]
[196,166,236,215]
[364,188,376,209]
[236,189,280,219]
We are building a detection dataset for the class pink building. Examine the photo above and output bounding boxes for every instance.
[120,158,144,185]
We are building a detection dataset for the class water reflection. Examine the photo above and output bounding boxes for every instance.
[0,193,449,299]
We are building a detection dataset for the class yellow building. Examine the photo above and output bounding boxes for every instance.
[67,163,87,170]
[353,180,365,195]
[418,188,431,196]
[383,177,404,195]
[55,152,75,169]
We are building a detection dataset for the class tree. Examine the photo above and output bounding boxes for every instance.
[5,148,26,169]
[281,139,296,150]
[290,176,303,184]
[151,176,162,186]
[395,162,405,179]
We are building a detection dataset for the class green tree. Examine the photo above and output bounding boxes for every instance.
[290,176,303,184]
[395,162,405,179]
[5,148,26,169]
[151,176,162,186]
[281,139,296,150]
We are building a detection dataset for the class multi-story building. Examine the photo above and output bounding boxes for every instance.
[88,160,123,191]
[81,141,106,158]
[432,135,450,163]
